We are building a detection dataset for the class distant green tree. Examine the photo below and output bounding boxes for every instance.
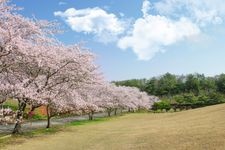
[185,74,201,96]
[114,73,225,107]
[200,77,216,94]
[216,74,225,93]
[157,73,177,97]
[144,77,159,95]
[175,75,186,94]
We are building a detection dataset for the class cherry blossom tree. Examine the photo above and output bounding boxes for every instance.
[0,0,67,133]
[77,84,105,120]
[87,83,158,117]
[36,44,102,128]
[95,84,117,117]
[111,86,159,113]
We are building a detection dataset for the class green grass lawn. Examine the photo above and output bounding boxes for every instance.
[3,104,225,150]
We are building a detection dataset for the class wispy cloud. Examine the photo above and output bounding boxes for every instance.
[154,0,224,26]
[58,1,67,6]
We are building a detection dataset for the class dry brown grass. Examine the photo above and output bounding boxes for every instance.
[4,104,225,150]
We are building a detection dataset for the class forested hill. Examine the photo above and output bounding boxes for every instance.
[113,73,225,96]
[113,73,225,110]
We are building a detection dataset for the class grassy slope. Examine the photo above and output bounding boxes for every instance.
[4,104,225,150]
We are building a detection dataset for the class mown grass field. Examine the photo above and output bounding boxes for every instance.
[3,104,225,150]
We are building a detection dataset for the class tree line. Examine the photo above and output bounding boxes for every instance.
[113,73,225,110]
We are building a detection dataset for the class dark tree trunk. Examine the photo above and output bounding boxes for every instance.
[46,105,51,128]
[128,108,131,112]
[114,108,117,116]
[138,106,141,112]
[31,104,42,112]
[12,100,26,134]
[107,110,111,117]
[88,111,94,120]
[120,109,123,115]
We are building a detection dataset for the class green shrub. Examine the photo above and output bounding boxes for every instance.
[183,93,198,104]
[34,114,46,120]
[162,109,167,113]
[2,100,18,111]
[168,108,175,113]
[152,101,171,111]
[174,95,185,104]
[152,93,225,112]
[155,109,162,113]
[175,108,181,112]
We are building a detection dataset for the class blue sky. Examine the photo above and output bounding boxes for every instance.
[12,0,225,81]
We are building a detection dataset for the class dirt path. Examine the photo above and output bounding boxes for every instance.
[0,113,107,134]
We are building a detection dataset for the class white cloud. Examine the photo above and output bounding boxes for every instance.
[154,0,225,26]
[141,0,152,18]
[54,7,125,43]
[118,1,200,60]
[118,15,200,60]
[55,0,225,61]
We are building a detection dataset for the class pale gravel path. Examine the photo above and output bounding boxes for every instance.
[0,112,108,134]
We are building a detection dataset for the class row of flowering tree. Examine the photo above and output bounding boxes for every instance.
[78,84,159,120]
[0,0,159,134]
